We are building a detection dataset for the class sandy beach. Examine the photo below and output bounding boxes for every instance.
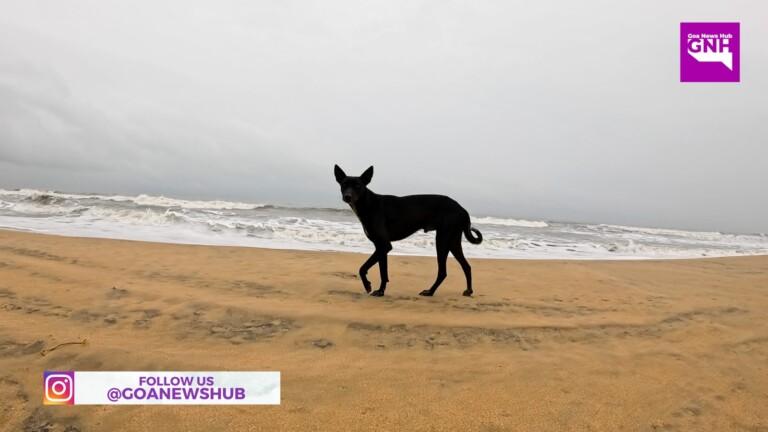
[1,229,767,431]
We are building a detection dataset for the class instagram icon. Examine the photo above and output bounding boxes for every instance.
[43,371,75,405]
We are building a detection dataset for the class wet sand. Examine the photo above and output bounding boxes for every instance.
[0,229,767,431]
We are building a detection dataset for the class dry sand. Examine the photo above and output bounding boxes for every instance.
[0,229,767,431]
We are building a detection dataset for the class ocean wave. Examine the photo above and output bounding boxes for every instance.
[80,206,191,225]
[473,216,549,228]
[23,193,67,206]
[128,194,262,210]
[596,223,723,238]
[1,188,766,259]
[0,188,264,210]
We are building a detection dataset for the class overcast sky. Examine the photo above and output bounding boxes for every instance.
[0,1,765,233]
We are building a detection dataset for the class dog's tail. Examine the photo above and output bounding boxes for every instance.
[463,225,483,245]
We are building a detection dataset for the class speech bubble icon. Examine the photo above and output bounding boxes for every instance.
[688,49,733,70]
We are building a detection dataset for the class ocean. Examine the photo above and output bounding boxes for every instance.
[0,188,766,260]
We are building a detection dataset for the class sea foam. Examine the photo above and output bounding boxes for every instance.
[1,188,766,260]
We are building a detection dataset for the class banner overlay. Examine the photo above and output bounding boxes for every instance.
[43,371,280,405]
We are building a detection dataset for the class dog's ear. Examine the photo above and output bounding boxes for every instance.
[360,166,374,185]
[334,164,346,184]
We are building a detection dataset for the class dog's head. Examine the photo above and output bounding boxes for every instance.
[334,165,373,205]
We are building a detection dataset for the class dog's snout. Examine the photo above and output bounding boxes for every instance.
[343,194,352,203]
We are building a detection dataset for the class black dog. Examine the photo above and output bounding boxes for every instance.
[334,165,482,297]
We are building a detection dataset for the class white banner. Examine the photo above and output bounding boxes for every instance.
[43,371,280,405]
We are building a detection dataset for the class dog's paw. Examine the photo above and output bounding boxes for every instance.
[462,290,473,297]
[370,290,385,297]
[362,281,372,293]
[418,290,434,297]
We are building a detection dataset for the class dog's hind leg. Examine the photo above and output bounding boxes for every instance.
[370,242,392,297]
[450,239,473,297]
[419,231,451,297]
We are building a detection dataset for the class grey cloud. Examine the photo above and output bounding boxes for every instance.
[0,0,766,232]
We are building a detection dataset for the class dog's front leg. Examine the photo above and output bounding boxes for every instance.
[358,252,378,293]
[370,242,392,297]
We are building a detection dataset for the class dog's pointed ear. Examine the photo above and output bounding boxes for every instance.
[360,166,374,185]
[334,164,346,184]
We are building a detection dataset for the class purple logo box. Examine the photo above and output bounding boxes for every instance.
[680,22,740,82]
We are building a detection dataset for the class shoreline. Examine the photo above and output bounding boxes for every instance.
[1,229,767,431]
[3,188,767,260]
[0,227,765,262]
